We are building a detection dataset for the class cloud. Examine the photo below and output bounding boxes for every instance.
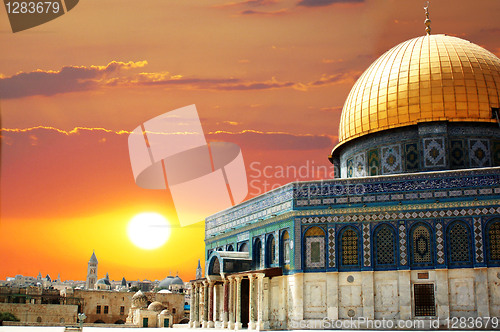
[0,60,359,99]
[208,129,333,150]
[2,126,333,151]
[240,9,287,15]
[214,0,278,8]
[0,61,147,99]
[297,0,363,7]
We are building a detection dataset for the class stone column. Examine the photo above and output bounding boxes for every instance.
[195,283,200,327]
[290,273,304,325]
[189,283,197,328]
[228,277,235,329]
[361,271,374,320]
[235,276,242,330]
[202,281,208,328]
[214,283,222,328]
[398,270,411,320]
[326,272,339,320]
[208,281,215,328]
[256,273,265,330]
[223,279,229,328]
[435,269,450,322]
[248,274,256,329]
[475,267,490,317]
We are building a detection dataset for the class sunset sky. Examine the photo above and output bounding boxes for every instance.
[1,0,500,283]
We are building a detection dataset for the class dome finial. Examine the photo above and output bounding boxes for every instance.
[424,1,431,35]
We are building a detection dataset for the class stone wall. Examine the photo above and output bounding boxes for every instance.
[261,268,500,329]
[0,302,77,325]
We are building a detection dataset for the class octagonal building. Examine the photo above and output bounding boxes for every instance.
[189,32,500,330]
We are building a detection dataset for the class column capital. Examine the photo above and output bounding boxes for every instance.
[248,274,256,280]
[235,276,243,282]
[256,273,265,280]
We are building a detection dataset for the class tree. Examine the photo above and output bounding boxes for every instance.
[0,312,20,325]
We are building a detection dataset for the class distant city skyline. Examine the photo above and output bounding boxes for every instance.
[2,0,500,281]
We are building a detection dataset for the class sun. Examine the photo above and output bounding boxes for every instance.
[127,212,171,250]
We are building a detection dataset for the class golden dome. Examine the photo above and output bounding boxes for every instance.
[334,34,500,152]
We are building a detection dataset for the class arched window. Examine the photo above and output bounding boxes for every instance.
[209,256,220,275]
[253,238,262,269]
[447,221,472,267]
[281,230,291,266]
[226,244,234,251]
[410,223,433,267]
[266,234,276,267]
[238,242,248,252]
[216,247,223,251]
[339,226,360,270]
[374,224,396,269]
[487,220,500,264]
[304,226,325,269]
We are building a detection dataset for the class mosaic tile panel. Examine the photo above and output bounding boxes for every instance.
[375,225,396,266]
[368,149,379,176]
[328,228,335,268]
[353,152,366,177]
[423,137,446,168]
[363,224,371,267]
[473,218,484,263]
[295,221,301,269]
[488,221,500,261]
[305,237,325,268]
[399,223,408,266]
[341,228,359,267]
[299,207,500,225]
[404,142,419,172]
[274,230,279,264]
[411,225,431,264]
[469,139,491,167]
[448,222,471,264]
[435,222,444,265]
[347,158,354,178]
[450,139,466,169]
[381,144,402,174]
[493,140,500,167]
[292,168,499,199]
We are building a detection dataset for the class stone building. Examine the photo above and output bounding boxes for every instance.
[126,290,179,327]
[189,26,500,330]
[0,286,80,326]
[0,302,77,326]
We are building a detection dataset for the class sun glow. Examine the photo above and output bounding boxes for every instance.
[127,213,171,250]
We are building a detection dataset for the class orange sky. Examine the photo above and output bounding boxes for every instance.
[1,0,500,283]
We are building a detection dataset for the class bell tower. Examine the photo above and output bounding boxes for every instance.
[85,250,98,289]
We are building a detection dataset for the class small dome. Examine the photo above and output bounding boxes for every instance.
[131,290,148,308]
[171,276,183,285]
[157,276,174,290]
[158,289,172,294]
[160,309,170,315]
[96,278,110,285]
[148,301,164,312]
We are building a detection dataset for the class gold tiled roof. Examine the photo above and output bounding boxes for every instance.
[335,34,500,152]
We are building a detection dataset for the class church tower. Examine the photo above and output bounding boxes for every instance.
[195,259,202,280]
[85,250,98,289]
